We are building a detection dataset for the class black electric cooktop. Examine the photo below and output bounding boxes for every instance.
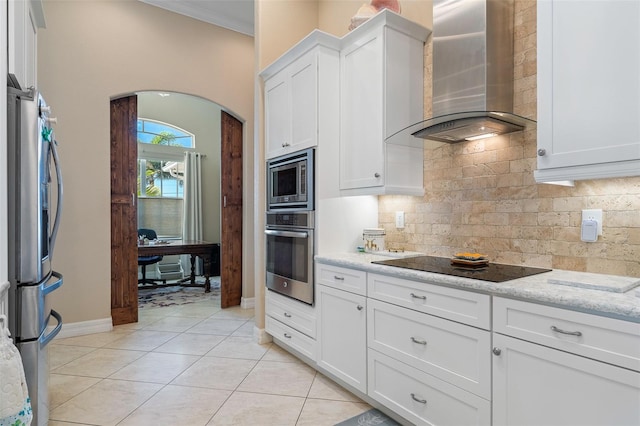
[372,255,551,283]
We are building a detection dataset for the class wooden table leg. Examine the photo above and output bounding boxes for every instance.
[203,255,212,293]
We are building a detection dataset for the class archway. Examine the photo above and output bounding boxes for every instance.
[110,91,243,325]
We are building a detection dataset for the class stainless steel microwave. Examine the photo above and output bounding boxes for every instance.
[267,148,314,211]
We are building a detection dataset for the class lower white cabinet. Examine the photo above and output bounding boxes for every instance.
[492,333,640,426]
[265,289,317,362]
[368,349,491,426]
[316,284,367,393]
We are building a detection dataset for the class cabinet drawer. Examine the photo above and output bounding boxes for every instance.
[368,299,491,399]
[494,297,640,372]
[368,273,491,329]
[368,349,491,426]
[266,316,316,362]
[316,263,367,296]
[266,289,316,338]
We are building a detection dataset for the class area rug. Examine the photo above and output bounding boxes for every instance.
[138,277,220,309]
[335,408,400,426]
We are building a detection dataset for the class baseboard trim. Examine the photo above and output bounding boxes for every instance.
[241,296,255,309]
[52,317,113,340]
[255,326,272,344]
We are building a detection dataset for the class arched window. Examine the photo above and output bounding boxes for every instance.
[137,119,194,238]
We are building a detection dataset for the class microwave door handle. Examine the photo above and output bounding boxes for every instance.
[265,229,308,239]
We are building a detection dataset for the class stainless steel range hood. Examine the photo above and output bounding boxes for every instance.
[387,0,535,147]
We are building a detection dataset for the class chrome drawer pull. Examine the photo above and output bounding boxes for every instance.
[410,337,427,346]
[284,333,292,339]
[410,293,426,300]
[334,276,345,281]
[550,325,583,337]
[411,393,427,404]
[284,312,292,318]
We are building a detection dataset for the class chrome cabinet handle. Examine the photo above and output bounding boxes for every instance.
[492,347,502,356]
[550,325,583,337]
[410,337,427,346]
[357,305,364,311]
[284,312,292,318]
[284,333,292,339]
[410,393,427,404]
[410,293,426,300]
[537,148,546,156]
[334,276,345,281]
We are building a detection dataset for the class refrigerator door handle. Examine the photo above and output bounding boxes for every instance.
[40,309,62,348]
[49,138,63,260]
[42,271,63,296]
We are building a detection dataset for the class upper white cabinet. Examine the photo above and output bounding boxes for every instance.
[8,0,45,90]
[535,0,640,182]
[261,32,340,160]
[340,12,429,195]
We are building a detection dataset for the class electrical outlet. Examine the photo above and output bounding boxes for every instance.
[582,209,603,235]
[395,211,405,229]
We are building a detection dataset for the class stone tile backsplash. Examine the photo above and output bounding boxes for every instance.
[379,0,640,278]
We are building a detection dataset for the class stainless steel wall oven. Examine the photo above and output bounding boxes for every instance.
[265,211,314,305]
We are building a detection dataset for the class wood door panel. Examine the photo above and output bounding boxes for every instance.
[221,111,243,308]
[110,95,138,325]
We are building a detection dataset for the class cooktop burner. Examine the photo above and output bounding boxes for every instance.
[372,255,551,283]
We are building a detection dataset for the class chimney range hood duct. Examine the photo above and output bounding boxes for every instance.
[387,0,535,147]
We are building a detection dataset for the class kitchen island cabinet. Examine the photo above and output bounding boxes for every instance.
[339,11,429,196]
[535,0,640,182]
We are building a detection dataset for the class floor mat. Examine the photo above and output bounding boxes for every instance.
[334,408,401,426]
[138,277,220,309]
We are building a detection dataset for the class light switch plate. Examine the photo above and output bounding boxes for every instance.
[395,211,405,229]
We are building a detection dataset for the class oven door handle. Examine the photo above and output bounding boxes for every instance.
[265,229,309,239]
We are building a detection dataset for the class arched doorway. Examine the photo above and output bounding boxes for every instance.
[110,92,243,325]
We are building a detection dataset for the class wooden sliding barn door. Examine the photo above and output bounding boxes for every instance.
[220,111,243,308]
[110,95,138,325]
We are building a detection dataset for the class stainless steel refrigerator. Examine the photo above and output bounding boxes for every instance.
[7,74,64,426]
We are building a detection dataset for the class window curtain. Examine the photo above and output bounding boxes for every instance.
[182,151,203,275]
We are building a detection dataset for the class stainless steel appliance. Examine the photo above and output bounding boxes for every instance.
[372,256,551,282]
[265,211,314,305]
[7,74,64,426]
[386,0,536,145]
[267,148,314,211]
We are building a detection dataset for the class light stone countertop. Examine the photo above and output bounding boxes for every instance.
[315,252,640,322]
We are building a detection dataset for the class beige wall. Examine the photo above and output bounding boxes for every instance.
[380,1,640,278]
[38,0,254,324]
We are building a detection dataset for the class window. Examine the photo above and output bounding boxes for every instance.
[137,119,194,238]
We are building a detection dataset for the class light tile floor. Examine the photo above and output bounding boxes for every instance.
[49,291,371,425]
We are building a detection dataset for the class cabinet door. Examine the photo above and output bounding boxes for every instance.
[340,29,385,190]
[289,51,317,152]
[536,0,640,179]
[493,333,640,426]
[264,71,290,159]
[317,284,367,393]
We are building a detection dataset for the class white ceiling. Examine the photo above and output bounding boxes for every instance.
[139,0,255,36]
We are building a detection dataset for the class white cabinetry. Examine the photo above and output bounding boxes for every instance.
[261,32,340,160]
[535,0,640,182]
[316,283,367,393]
[265,289,317,362]
[492,297,640,425]
[367,273,491,425]
[340,11,429,196]
[8,0,44,89]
